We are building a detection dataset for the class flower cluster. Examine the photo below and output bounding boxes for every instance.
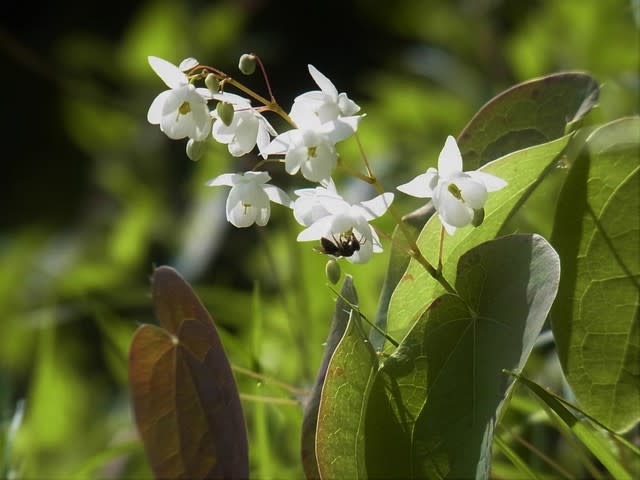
[147,55,506,264]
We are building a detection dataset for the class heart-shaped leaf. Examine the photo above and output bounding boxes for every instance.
[551,117,640,433]
[128,266,248,479]
[368,234,560,479]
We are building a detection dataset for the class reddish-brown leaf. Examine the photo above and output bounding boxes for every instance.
[129,266,248,479]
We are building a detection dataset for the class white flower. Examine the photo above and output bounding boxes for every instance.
[147,56,213,141]
[291,179,343,226]
[207,171,292,228]
[397,135,507,234]
[262,116,361,183]
[295,189,394,264]
[290,65,361,128]
[211,92,277,158]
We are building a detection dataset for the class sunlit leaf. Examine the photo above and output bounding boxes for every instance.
[457,72,599,169]
[300,276,358,479]
[550,117,640,433]
[388,135,571,344]
[314,279,379,479]
[128,266,248,479]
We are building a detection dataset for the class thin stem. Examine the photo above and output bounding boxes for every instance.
[239,393,301,406]
[231,364,308,397]
[197,64,296,127]
[328,285,400,348]
[252,53,275,103]
[251,158,285,171]
[352,133,458,297]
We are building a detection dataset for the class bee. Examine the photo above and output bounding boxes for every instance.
[316,231,362,258]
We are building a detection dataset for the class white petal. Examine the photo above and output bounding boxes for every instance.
[263,185,292,208]
[308,65,338,98]
[438,135,463,178]
[354,193,394,221]
[148,56,187,89]
[206,173,237,187]
[397,169,439,198]
[263,131,295,156]
[178,57,199,71]
[456,178,488,209]
[255,205,271,227]
[297,216,335,241]
[195,87,213,100]
[441,220,457,235]
[147,90,173,124]
[337,93,360,116]
[323,116,362,143]
[212,92,251,106]
[437,188,474,227]
[285,147,306,175]
[466,170,508,192]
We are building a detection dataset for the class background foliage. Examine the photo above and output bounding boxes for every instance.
[1,0,638,478]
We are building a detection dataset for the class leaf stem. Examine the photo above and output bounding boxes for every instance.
[352,133,457,296]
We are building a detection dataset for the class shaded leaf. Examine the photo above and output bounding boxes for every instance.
[370,234,559,479]
[315,279,379,479]
[301,276,358,479]
[550,117,640,432]
[128,266,248,479]
[388,135,571,344]
[458,72,599,169]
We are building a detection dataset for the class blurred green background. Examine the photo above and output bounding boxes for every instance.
[1,0,638,478]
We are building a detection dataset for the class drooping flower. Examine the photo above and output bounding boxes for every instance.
[262,116,361,183]
[294,188,394,264]
[290,65,361,128]
[211,92,277,158]
[291,179,343,226]
[147,56,213,141]
[207,171,291,228]
[397,135,507,234]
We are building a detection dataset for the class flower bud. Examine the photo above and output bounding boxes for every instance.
[216,101,234,126]
[471,208,485,227]
[205,73,219,93]
[238,53,257,75]
[186,138,206,161]
[325,258,341,285]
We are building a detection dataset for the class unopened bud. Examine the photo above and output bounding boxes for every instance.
[471,208,485,227]
[205,73,219,93]
[325,258,341,285]
[186,138,206,161]
[216,101,234,126]
[238,53,257,75]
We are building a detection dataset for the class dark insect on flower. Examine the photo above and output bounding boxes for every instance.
[316,231,362,258]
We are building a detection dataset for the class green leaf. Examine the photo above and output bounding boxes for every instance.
[457,72,599,169]
[413,234,559,479]
[300,276,358,479]
[368,234,560,479]
[314,278,379,479]
[512,373,633,480]
[128,266,248,479]
[550,117,640,433]
[371,224,419,352]
[388,135,571,344]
